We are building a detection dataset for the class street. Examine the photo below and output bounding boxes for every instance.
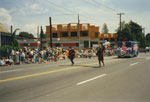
[0,53,150,102]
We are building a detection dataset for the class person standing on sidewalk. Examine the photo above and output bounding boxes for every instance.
[96,45,105,67]
[68,46,76,65]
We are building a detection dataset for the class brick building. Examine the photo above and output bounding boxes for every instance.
[46,23,100,49]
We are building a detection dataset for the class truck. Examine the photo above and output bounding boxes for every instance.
[116,41,139,58]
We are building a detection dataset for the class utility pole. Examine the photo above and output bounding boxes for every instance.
[49,17,52,48]
[117,12,125,40]
[117,12,125,31]
[77,14,80,51]
[37,26,39,38]
[40,26,43,50]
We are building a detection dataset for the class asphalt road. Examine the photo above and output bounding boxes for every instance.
[0,53,150,102]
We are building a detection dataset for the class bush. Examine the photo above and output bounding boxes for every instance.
[0,45,13,58]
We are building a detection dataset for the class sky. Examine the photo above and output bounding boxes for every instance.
[0,0,150,37]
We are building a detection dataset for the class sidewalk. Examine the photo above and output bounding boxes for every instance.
[0,56,117,69]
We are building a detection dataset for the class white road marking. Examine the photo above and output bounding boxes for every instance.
[0,69,23,74]
[76,74,107,85]
[130,62,138,66]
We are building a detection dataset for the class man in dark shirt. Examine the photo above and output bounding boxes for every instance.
[68,46,75,65]
[96,45,105,67]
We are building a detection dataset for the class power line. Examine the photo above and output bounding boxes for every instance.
[93,0,117,12]
[45,0,121,33]
[46,0,100,24]
[84,0,118,12]
[47,0,77,16]
[47,0,115,24]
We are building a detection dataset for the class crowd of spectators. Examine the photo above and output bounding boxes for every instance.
[0,47,100,67]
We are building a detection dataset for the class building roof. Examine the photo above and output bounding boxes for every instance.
[0,23,9,33]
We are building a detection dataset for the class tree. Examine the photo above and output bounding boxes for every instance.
[146,33,150,41]
[117,20,147,48]
[10,28,20,49]
[10,37,20,49]
[116,21,127,40]
[129,21,143,41]
[102,23,109,34]
[40,26,46,50]
[121,24,134,41]
[146,33,150,46]
[116,21,126,33]
[0,45,12,58]
[18,32,34,39]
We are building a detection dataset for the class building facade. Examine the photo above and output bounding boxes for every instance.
[100,33,117,45]
[46,23,100,49]
[18,38,40,49]
[0,23,12,47]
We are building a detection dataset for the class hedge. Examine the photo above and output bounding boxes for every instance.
[0,45,13,58]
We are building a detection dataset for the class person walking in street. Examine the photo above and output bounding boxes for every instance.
[68,46,75,65]
[96,45,105,67]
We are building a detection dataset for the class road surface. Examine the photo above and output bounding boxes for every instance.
[0,53,150,102]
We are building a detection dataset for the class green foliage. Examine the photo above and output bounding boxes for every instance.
[18,32,34,39]
[146,33,150,46]
[40,27,46,39]
[102,23,109,34]
[117,20,148,48]
[0,38,19,58]
[116,21,126,32]
[0,45,12,58]
[121,24,135,41]
[146,33,150,40]
[0,38,20,58]
[10,37,20,50]
[129,21,143,41]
